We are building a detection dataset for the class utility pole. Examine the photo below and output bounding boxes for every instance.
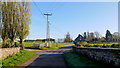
[44,13,52,46]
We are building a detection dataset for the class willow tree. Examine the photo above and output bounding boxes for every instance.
[18,2,31,49]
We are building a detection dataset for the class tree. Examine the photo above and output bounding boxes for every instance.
[83,32,87,39]
[6,2,20,47]
[112,32,120,42]
[89,32,95,42]
[105,30,112,42]
[1,2,9,47]
[100,37,106,42]
[87,32,90,39]
[17,2,31,49]
[1,2,31,48]
[94,31,101,38]
[64,32,73,42]
[0,2,2,38]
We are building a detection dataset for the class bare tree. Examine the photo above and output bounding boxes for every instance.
[94,31,101,38]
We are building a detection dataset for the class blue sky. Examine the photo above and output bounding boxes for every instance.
[28,2,118,40]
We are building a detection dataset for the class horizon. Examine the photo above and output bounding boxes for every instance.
[27,2,118,40]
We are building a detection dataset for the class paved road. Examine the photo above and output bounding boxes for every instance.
[24,46,73,68]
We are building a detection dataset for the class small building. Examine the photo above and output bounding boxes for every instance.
[57,38,64,43]
[42,38,55,43]
[74,34,85,44]
[74,34,88,45]
[84,38,90,42]
[24,40,42,42]
[24,38,55,43]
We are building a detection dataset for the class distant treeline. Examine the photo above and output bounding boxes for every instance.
[64,30,120,43]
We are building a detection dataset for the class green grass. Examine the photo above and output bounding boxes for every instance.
[64,51,107,68]
[40,43,74,50]
[24,42,74,50]
[0,60,2,68]
[23,42,43,47]
[2,50,36,67]
[79,43,120,48]
[23,42,44,49]
[89,43,119,46]
[40,47,59,50]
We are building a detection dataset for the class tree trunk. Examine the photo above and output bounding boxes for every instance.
[2,39,6,47]
[20,38,24,50]
[10,39,14,47]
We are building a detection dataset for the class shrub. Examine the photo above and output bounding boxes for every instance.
[105,45,111,48]
[111,44,115,47]
[111,44,120,48]
[93,45,99,47]
[102,45,107,48]
[77,42,88,46]
[84,44,91,47]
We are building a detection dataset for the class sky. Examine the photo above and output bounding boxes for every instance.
[28,2,118,40]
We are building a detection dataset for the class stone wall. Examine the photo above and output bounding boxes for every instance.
[0,47,20,59]
[72,46,120,67]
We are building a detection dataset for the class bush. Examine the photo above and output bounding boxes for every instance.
[111,44,120,48]
[93,45,99,47]
[77,42,88,46]
[81,43,120,48]
[84,44,91,47]
[102,45,107,48]
[111,44,116,47]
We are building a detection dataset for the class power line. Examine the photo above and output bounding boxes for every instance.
[32,0,46,19]
[31,1,64,40]
[32,1,53,43]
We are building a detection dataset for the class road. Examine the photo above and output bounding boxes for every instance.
[22,46,73,68]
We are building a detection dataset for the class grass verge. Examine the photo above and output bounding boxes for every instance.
[64,51,107,68]
[2,50,36,67]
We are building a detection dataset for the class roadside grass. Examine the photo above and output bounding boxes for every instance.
[64,51,107,68]
[2,50,36,67]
